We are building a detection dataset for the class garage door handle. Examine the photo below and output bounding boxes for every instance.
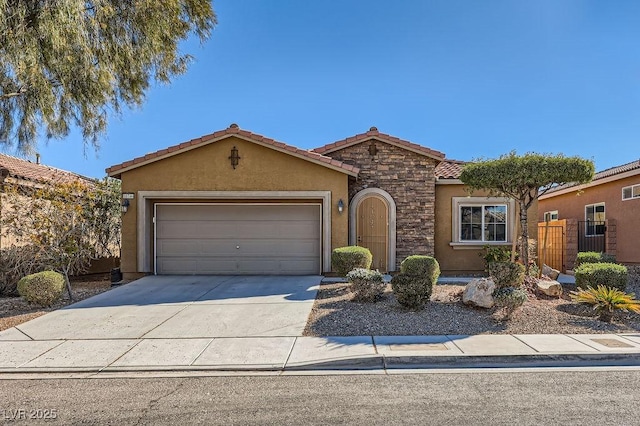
[236,245,240,249]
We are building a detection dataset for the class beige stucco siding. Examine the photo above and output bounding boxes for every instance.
[435,183,538,275]
[118,136,349,276]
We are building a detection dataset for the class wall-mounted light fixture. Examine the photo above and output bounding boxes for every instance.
[229,146,241,169]
[121,199,130,213]
[368,142,378,156]
[337,199,344,213]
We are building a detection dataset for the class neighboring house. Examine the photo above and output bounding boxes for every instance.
[0,153,95,249]
[106,125,537,279]
[538,159,640,268]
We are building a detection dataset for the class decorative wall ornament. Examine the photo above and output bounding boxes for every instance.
[229,146,241,169]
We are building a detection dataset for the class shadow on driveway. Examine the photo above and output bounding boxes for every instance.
[65,275,321,309]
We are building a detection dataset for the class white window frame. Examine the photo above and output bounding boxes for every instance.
[543,210,559,222]
[584,202,605,237]
[622,183,640,200]
[450,197,516,248]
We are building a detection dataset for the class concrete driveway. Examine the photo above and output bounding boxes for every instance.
[13,275,321,341]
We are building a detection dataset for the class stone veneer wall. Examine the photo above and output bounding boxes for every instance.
[323,140,439,269]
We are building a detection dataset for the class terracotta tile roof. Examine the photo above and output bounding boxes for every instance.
[592,159,640,181]
[312,127,446,160]
[0,153,94,185]
[106,125,360,177]
[435,160,466,179]
[545,159,640,194]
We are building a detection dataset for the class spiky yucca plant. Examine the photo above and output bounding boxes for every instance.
[570,285,640,322]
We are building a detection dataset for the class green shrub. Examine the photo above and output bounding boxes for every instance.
[575,252,617,268]
[346,268,385,302]
[575,262,628,292]
[488,261,525,289]
[400,255,440,280]
[493,286,528,319]
[331,246,372,276]
[391,275,433,310]
[570,285,640,322]
[479,245,517,270]
[17,271,65,307]
[392,256,440,310]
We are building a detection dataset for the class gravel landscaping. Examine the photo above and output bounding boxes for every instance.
[303,270,640,336]
[0,276,115,331]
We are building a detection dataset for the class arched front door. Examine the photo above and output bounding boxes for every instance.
[356,195,389,271]
[350,188,397,272]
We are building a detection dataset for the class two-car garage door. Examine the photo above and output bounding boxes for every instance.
[155,204,321,275]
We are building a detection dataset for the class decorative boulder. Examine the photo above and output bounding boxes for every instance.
[542,264,561,280]
[537,280,563,297]
[463,278,496,309]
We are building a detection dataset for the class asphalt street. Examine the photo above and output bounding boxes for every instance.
[1,369,639,425]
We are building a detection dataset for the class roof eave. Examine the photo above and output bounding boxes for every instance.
[540,167,640,200]
[106,133,359,178]
[315,135,445,161]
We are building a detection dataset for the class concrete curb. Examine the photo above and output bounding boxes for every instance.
[2,352,640,376]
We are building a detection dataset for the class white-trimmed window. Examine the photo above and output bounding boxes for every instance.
[622,184,640,200]
[451,197,515,246]
[585,202,605,236]
[543,210,558,222]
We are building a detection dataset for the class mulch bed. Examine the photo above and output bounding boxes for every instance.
[303,274,640,336]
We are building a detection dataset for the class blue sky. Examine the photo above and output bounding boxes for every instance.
[9,0,640,178]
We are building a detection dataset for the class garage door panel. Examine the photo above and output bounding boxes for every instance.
[156,240,201,256]
[159,239,320,258]
[231,239,319,255]
[193,259,239,275]
[277,240,320,256]
[158,258,240,275]
[158,222,239,239]
[279,260,320,274]
[156,204,321,275]
[283,222,320,239]
[159,205,319,221]
[157,259,199,275]
[158,239,239,256]
[236,259,281,274]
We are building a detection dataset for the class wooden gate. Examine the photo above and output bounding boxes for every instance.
[538,223,564,272]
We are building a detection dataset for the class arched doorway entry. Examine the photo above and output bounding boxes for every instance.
[349,188,396,272]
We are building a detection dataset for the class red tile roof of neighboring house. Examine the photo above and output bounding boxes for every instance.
[312,127,446,160]
[0,153,94,185]
[106,125,360,177]
[591,159,640,181]
[544,159,640,195]
[435,160,466,179]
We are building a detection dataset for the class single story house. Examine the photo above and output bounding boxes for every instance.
[539,159,640,266]
[0,153,94,248]
[107,125,537,279]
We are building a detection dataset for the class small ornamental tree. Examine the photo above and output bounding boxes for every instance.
[460,152,594,272]
[1,177,121,299]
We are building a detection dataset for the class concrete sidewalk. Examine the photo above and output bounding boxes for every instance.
[1,332,639,373]
[4,272,633,375]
